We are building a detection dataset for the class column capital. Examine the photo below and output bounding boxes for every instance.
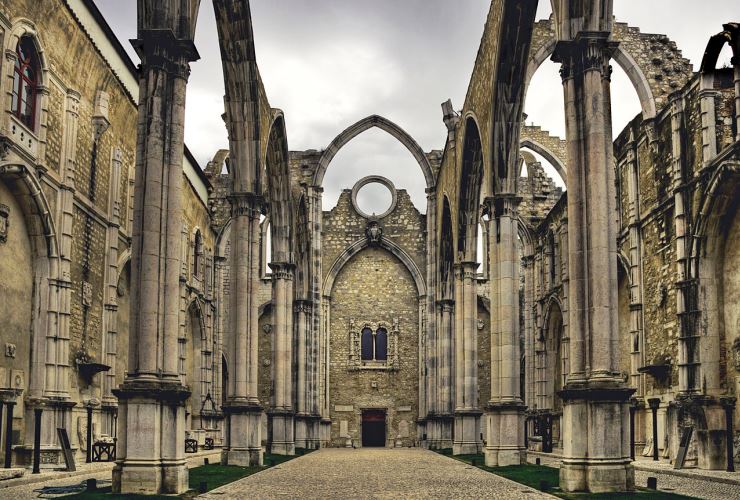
[552,33,618,82]
[294,298,313,313]
[436,298,455,312]
[483,194,521,218]
[229,191,264,219]
[132,29,200,80]
[269,261,295,280]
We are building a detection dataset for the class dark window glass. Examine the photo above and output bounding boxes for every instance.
[375,328,387,361]
[12,37,39,130]
[361,327,373,361]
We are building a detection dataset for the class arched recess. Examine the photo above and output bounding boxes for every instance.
[323,237,426,299]
[0,163,58,399]
[542,296,566,446]
[525,21,659,119]
[184,300,206,428]
[520,140,567,182]
[294,195,311,299]
[616,254,633,380]
[313,115,435,189]
[439,195,455,299]
[457,117,484,261]
[691,162,740,395]
[264,112,293,264]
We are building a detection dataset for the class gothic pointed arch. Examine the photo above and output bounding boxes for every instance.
[439,195,455,299]
[323,237,426,299]
[457,117,484,261]
[265,111,293,263]
[313,115,435,188]
[525,18,695,118]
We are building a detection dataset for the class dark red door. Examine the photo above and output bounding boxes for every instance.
[361,410,386,447]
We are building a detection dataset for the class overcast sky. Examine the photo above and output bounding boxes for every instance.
[94,1,735,213]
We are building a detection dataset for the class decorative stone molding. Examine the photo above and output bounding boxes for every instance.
[0,203,9,243]
[348,318,400,371]
[351,175,397,219]
[365,220,382,246]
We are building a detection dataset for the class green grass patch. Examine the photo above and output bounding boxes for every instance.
[433,450,697,500]
[62,450,313,499]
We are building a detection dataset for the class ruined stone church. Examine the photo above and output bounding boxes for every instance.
[0,0,737,495]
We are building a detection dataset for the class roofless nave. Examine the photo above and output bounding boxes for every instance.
[0,0,738,496]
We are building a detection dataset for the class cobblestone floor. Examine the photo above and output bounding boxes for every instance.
[200,448,552,499]
[528,452,740,500]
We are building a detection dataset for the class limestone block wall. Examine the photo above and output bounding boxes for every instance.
[327,246,419,447]
[321,188,426,447]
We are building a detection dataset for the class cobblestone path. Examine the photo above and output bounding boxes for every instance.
[200,448,552,499]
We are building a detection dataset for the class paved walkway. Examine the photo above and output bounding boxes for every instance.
[200,448,552,499]
[528,451,740,500]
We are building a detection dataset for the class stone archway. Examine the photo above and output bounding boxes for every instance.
[313,115,435,189]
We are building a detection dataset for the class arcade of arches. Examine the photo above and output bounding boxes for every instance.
[0,0,738,495]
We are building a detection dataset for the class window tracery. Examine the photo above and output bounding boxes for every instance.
[349,319,399,370]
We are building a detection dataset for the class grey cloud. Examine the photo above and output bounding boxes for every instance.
[95,0,736,211]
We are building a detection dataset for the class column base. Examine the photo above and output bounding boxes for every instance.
[485,401,527,467]
[221,401,263,467]
[320,418,332,447]
[558,383,636,493]
[113,461,188,496]
[269,409,295,456]
[295,414,309,449]
[111,379,191,495]
[453,409,482,455]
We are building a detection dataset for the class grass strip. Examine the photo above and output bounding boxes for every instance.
[63,449,315,499]
[433,450,697,500]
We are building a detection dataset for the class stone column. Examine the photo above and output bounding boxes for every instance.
[453,262,481,455]
[294,298,315,449]
[552,33,635,493]
[269,262,295,455]
[112,20,199,494]
[522,255,536,410]
[29,90,78,460]
[624,132,645,395]
[485,195,526,466]
[437,299,454,448]
[222,193,263,466]
[101,148,123,434]
[424,188,437,444]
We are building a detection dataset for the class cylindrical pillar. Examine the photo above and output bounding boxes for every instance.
[4,402,14,468]
[86,405,93,463]
[648,398,660,461]
[629,401,637,461]
[32,407,43,474]
[721,397,736,472]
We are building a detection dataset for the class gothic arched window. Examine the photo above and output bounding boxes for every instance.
[361,327,373,361]
[375,328,388,361]
[12,37,39,130]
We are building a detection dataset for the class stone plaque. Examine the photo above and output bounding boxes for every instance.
[339,420,348,437]
[334,405,354,412]
[397,406,412,412]
[399,420,409,438]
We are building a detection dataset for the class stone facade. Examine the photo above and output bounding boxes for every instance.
[0,0,220,474]
[0,0,738,496]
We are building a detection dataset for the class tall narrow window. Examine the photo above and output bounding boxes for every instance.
[12,37,39,130]
[193,229,203,278]
[361,327,373,361]
[375,328,388,361]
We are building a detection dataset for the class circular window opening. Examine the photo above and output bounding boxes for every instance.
[351,176,398,219]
